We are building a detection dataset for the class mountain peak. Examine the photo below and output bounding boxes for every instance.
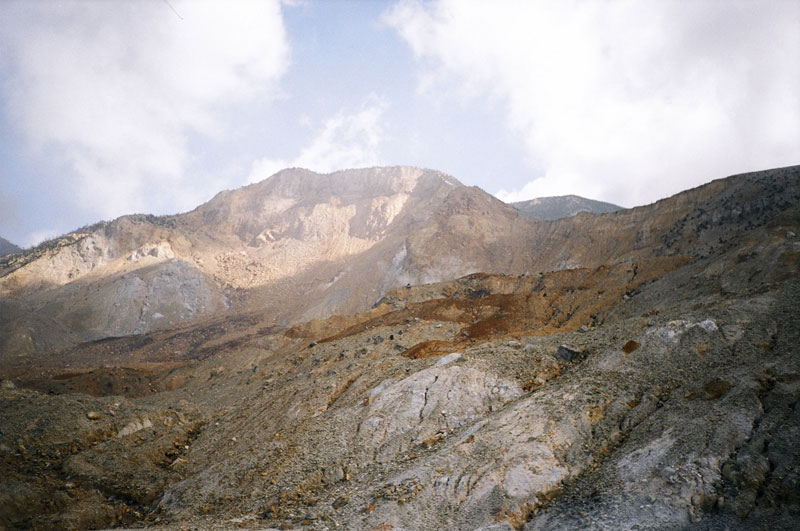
[0,236,21,257]
[246,166,462,193]
[512,194,622,221]
[0,166,535,354]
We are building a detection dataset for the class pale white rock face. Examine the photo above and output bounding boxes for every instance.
[616,431,677,486]
[128,242,175,262]
[359,365,522,463]
[117,418,153,438]
[354,382,585,530]
[97,260,223,338]
[647,318,720,345]
[0,233,114,294]
[368,193,409,234]
[434,352,464,367]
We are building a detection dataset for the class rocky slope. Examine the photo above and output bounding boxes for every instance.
[512,195,621,221]
[0,167,539,358]
[4,165,797,361]
[1,165,799,530]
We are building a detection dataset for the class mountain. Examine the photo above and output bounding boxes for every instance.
[5,165,784,359]
[0,167,538,358]
[511,194,622,220]
[1,165,799,530]
[0,236,20,257]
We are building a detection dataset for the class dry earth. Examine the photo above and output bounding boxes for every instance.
[1,165,799,530]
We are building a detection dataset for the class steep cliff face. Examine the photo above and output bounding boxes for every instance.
[0,217,225,357]
[0,167,541,356]
[3,166,798,360]
[177,166,534,315]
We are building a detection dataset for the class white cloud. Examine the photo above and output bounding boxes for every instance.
[0,0,289,219]
[386,0,800,206]
[24,228,60,249]
[248,96,388,183]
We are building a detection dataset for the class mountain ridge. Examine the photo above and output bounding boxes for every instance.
[0,236,20,257]
[511,194,622,220]
[1,164,799,530]
[3,165,798,360]
[0,167,538,357]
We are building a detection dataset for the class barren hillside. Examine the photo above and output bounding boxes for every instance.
[1,165,799,530]
[0,167,539,358]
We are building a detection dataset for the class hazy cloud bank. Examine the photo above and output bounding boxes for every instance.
[1,0,290,222]
[386,0,800,206]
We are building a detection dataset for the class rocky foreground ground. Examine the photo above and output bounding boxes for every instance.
[1,166,799,530]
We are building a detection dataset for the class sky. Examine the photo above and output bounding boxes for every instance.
[1,0,798,248]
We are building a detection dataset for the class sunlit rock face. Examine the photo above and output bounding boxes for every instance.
[1,166,543,354]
